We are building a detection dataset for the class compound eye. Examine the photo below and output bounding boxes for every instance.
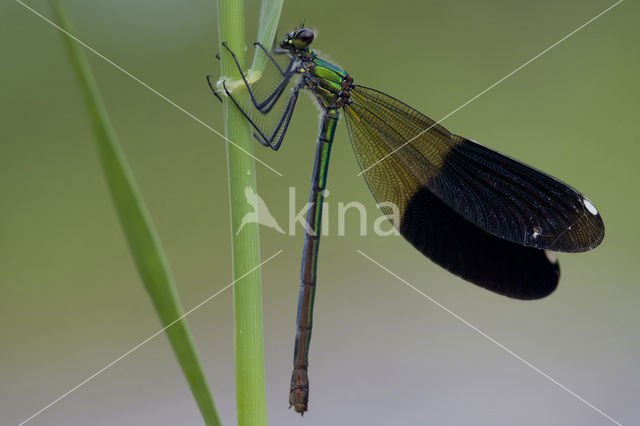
[293,28,314,47]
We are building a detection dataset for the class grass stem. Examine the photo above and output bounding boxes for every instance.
[51,2,221,424]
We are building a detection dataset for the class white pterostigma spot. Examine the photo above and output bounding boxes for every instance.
[532,226,542,239]
[582,198,598,215]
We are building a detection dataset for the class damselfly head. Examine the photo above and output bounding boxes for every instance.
[280,28,315,50]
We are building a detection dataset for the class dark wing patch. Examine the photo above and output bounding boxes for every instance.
[435,137,604,252]
[401,186,559,299]
[345,86,604,253]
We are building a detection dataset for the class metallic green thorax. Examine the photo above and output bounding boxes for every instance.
[308,54,348,108]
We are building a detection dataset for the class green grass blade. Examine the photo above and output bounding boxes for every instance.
[50,2,221,425]
[250,0,284,75]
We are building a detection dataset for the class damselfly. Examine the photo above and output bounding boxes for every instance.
[209,27,605,414]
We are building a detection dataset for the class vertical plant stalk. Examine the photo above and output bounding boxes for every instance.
[217,1,265,425]
[217,0,283,424]
[51,2,220,425]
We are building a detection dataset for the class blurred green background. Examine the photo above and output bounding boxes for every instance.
[1,0,638,425]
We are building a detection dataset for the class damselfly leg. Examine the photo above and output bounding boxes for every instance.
[209,42,302,150]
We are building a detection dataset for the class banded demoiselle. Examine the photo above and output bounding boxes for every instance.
[210,27,605,414]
